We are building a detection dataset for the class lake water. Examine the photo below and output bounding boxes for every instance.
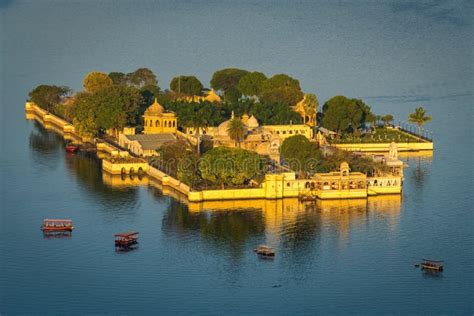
[1,1,473,314]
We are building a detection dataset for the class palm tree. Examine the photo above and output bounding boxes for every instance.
[408,107,432,134]
[185,110,209,155]
[227,118,246,148]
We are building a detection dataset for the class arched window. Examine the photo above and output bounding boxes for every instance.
[173,121,176,127]
[155,120,159,127]
[164,121,168,127]
[144,120,147,127]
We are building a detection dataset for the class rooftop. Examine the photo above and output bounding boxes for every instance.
[124,133,176,150]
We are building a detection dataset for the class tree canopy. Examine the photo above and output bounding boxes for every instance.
[210,68,249,92]
[170,76,203,95]
[83,71,113,94]
[108,72,127,85]
[258,74,303,106]
[28,85,71,112]
[127,68,158,88]
[198,147,265,187]
[280,135,321,175]
[72,85,142,137]
[321,96,372,133]
[408,107,431,132]
[237,71,267,97]
[381,114,394,125]
[227,118,246,147]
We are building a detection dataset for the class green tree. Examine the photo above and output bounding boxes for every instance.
[381,114,394,126]
[83,71,113,94]
[210,68,249,92]
[259,74,303,106]
[108,72,127,85]
[72,92,97,137]
[198,147,265,188]
[223,86,242,104]
[177,150,200,187]
[251,102,302,125]
[259,86,303,107]
[366,112,377,126]
[28,85,71,112]
[280,135,321,175]
[261,73,301,91]
[237,71,267,97]
[170,76,204,95]
[127,68,158,88]
[181,105,213,155]
[72,85,142,136]
[227,117,246,147]
[408,107,432,133]
[321,96,372,133]
[155,139,187,175]
[139,84,161,115]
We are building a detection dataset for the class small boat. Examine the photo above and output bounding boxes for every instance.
[419,259,444,271]
[254,245,275,257]
[41,219,74,232]
[65,144,79,153]
[115,231,139,247]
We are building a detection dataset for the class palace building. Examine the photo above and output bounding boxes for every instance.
[143,98,177,134]
[176,89,222,103]
[184,112,313,160]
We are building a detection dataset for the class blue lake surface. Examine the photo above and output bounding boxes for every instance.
[0,1,473,314]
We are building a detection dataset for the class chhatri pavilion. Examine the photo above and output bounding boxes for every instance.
[143,98,177,134]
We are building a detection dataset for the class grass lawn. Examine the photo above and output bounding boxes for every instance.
[332,127,426,143]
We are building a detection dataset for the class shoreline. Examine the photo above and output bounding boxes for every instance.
[25,102,404,203]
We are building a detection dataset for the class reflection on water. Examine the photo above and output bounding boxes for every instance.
[42,231,72,239]
[162,199,266,258]
[29,121,64,170]
[163,196,402,259]
[29,124,140,211]
[64,152,139,208]
[102,171,149,187]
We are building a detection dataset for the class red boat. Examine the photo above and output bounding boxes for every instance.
[115,231,139,247]
[41,219,74,232]
[65,144,79,153]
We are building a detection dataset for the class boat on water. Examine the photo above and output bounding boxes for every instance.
[419,259,444,271]
[114,231,139,247]
[41,219,74,232]
[254,245,275,257]
[65,144,79,153]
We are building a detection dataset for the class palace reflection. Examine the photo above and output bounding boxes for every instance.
[100,170,402,257]
[100,157,402,260]
[158,196,402,261]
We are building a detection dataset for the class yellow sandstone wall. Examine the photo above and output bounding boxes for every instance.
[102,159,148,175]
[334,142,433,152]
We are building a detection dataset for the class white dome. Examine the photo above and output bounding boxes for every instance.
[217,120,231,136]
[247,115,259,129]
